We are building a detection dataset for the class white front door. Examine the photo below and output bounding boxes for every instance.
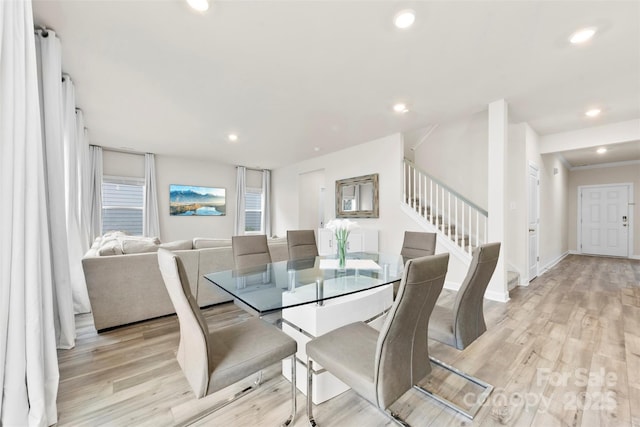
[528,164,539,281]
[580,185,630,257]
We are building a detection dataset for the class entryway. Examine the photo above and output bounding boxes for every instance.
[579,184,631,257]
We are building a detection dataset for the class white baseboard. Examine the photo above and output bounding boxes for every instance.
[485,289,510,303]
[568,249,640,260]
[539,251,570,276]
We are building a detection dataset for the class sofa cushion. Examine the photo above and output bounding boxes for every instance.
[160,239,194,250]
[121,238,159,254]
[97,239,123,256]
[193,237,232,249]
[93,233,161,256]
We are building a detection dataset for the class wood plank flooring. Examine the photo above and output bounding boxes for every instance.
[56,255,640,426]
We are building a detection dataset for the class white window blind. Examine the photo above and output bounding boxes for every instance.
[102,176,144,235]
[245,187,263,233]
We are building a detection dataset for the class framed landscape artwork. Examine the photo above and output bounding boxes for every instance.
[169,184,226,216]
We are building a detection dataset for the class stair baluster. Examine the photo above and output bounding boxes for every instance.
[402,159,488,255]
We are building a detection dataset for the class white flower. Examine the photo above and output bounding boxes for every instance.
[326,219,358,241]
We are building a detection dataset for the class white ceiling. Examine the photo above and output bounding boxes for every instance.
[32,1,640,169]
[560,139,640,168]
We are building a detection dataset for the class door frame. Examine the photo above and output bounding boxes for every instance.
[577,183,634,258]
[527,161,540,282]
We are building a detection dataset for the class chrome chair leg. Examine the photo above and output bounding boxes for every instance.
[175,370,264,426]
[307,358,318,427]
[174,367,285,426]
[383,409,411,427]
[254,370,264,386]
[307,358,409,427]
[414,356,493,419]
[282,354,297,426]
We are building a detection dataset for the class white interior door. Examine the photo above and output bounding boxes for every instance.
[298,169,325,230]
[528,164,539,281]
[580,185,629,257]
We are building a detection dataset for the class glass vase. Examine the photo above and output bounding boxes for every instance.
[337,237,347,269]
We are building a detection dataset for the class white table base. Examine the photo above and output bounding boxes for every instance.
[281,282,393,404]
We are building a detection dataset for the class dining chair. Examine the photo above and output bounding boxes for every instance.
[429,242,501,350]
[394,231,437,297]
[157,249,297,426]
[305,253,449,426]
[286,230,319,261]
[417,242,501,419]
[400,231,437,261]
[232,234,272,269]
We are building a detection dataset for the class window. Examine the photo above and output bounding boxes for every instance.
[102,176,145,235]
[245,187,263,233]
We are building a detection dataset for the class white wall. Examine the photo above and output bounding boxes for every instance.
[273,134,422,256]
[103,149,144,178]
[506,123,528,281]
[525,126,570,271]
[272,133,471,286]
[103,150,237,241]
[410,110,489,209]
[539,154,569,268]
[155,155,236,241]
[568,163,640,257]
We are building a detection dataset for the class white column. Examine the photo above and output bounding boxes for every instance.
[486,99,509,302]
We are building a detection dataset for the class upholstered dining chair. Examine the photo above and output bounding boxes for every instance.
[428,242,501,350]
[394,231,438,297]
[157,249,297,426]
[286,230,319,261]
[232,235,272,269]
[417,242,501,419]
[305,253,449,426]
[400,231,437,261]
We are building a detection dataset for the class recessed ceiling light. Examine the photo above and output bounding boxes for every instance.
[585,108,601,117]
[394,10,416,29]
[569,27,596,44]
[314,147,320,152]
[597,147,607,154]
[228,133,238,142]
[186,0,209,12]
[393,103,409,113]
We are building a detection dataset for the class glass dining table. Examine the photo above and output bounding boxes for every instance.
[203,252,405,404]
[203,252,405,316]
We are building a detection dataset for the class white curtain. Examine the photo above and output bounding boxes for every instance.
[0,1,60,424]
[143,153,160,238]
[35,29,76,349]
[89,145,103,242]
[62,76,90,314]
[234,166,246,235]
[76,109,92,252]
[262,169,271,237]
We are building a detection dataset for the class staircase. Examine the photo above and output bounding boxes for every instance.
[507,270,520,290]
[402,159,488,259]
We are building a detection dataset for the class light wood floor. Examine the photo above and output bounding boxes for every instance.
[56,255,640,426]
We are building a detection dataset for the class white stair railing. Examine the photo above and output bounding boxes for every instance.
[403,159,488,255]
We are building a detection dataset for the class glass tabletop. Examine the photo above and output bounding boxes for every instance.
[203,252,404,315]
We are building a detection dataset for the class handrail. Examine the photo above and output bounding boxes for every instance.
[403,159,488,217]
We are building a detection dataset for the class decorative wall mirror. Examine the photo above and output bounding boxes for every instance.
[335,173,379,218]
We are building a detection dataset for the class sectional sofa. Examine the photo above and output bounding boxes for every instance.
[81,233,288,331]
